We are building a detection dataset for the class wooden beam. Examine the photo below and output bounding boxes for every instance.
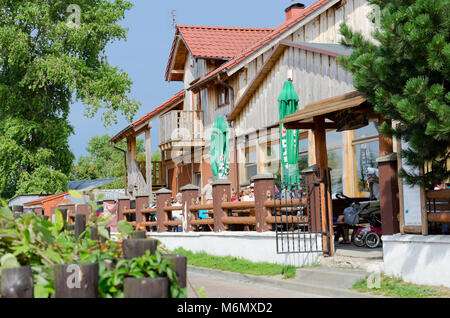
[145,124,152,198]
[285,122,337,130]
[313,115,334,256]
[378,116,393,156]
[171,70,185,74]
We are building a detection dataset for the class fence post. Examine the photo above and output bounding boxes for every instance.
[212,179,231,232]
[75,214,86,241]
[163,254,187,288]
[123,277,169,298]
[54,263,98,298]
[135,194,149,229]
[180,184,200,232]
[117,196,130,222]
[1,267,34,298]
[122,238,158,259]
[252,174,275,232]
[155,188,172,232]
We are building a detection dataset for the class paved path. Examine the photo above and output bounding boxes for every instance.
[187,269,320,298]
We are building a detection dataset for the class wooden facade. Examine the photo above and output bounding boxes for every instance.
[112,0,382,199]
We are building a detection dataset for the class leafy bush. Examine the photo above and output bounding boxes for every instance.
[0,194,185,298]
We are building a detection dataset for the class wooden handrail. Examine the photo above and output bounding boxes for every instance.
[266,215,308,224]
[189,204,214,211]
[426,189,450,200]
[123,209,136,215]
[221,201,256,209]
[163,206,183,212]
[141,208,157,214]
[428,212,450,223]
[264,198,307,208]
[191,219,215,225]
[222,216,256,225]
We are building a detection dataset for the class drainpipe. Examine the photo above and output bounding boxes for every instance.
[110,141,128,196]
[217,74,240,191]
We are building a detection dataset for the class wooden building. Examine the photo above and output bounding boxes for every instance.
[111,0,380,200]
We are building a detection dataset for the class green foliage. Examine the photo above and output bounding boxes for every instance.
[70,134,144,184]
[338,0,450,188]
[0,1,140,199]
[15,166,69,196]
[173,247,300,279]
[0,192,185,298]
[353,274,450,298]
[98,250,186,298]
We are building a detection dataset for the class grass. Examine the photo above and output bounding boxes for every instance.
[172,247,314,279]
[352,274,450,298]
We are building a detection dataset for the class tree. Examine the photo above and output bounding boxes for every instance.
[15,167,69,196]
[338,0,450,188]
[71,134,144,182]
[0,1,140,199]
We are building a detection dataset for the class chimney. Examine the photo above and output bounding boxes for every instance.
[285,2,306,21]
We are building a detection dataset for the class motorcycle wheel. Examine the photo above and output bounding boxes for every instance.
[365,231,381,248]
[351,231,365,247]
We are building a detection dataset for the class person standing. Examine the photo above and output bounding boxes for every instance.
[201,177,214,204]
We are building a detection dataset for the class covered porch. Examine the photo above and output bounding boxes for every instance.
[279,91,401,256]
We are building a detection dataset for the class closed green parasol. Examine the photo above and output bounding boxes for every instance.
[210,116,230,180]
[278,80,300,185]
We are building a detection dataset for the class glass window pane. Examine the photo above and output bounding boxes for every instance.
[299,138,308,152]
[326,130,343,149]
[355,140,380,193]
[298,155,309,173]
[246,165,258,180]
[328,148,343,195]
[246,147,256,164]
[355,122,379,139]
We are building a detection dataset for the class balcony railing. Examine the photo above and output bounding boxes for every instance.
[159,110,204,146]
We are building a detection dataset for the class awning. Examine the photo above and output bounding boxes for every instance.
[278,91,374,130]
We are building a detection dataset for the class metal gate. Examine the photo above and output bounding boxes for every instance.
[272,168,332,255]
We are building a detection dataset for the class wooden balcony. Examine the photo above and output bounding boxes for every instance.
[159,110,204,151]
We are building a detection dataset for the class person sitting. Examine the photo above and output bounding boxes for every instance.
[171,193,183,232]
[201,177,214,204]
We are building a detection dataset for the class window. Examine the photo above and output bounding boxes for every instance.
[299,137,309,173]
[263,141,281,178]
[217,84,229,107]
[245,146,257,182]
[353,122,380,195]
[326,131,344,196]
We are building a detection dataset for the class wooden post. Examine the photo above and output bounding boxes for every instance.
[136,194,149,228]
[123,277,169,298]
[155,188,172,232]
[1,267,34,298]
[376,153,400,235]
[117,197,130,222]
[122,238,158,259]
[180,184,200,232]
[54,263,98,298]
[163,254,187,288]
[313,116,334,256]
[132,230,147,239]
[212,179,231,232]
[75,214,86,241]
[145,124,153,198]
[252,174,274,232]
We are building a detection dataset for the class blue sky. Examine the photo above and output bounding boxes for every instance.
[68,0,316,161]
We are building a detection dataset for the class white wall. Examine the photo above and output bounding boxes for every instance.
[382,234,450,288]
[150,231,322,267]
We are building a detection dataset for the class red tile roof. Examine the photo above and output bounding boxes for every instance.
[177,25,274,60]
[166,26,273,81]
[190,0,335,90]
